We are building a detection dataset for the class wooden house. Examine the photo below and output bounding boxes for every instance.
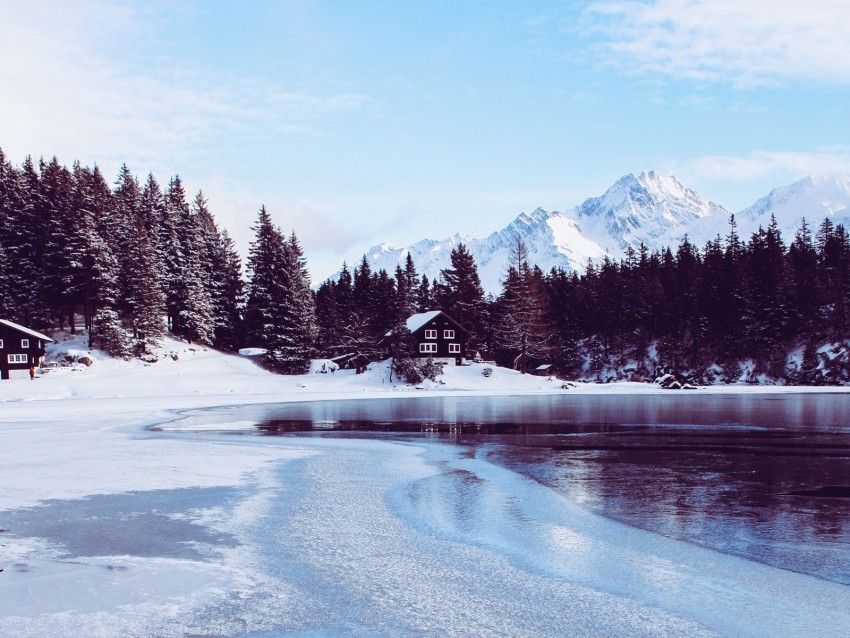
[0,319,53,380]
[401,310,467,366]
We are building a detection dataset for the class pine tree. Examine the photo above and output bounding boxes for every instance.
[719,215,748,363]
[817,219,850,339]
[336,262,355,327]
[191,191,234,346]
[244,206,282,348]
[0,243,10,319]
[404,252,420,296]
[272,231,317,372]
[416,274,433,311]
[370,268,397,339]
[213,229,244,350]
[393,265,414,323]
[788,219,820,338]
[140,174,165,252]
[436,243,487,355]
[388,318,420,383]
[745,217,789,363]
[85,227,128,356]
[113,166,144,309]
[315,280,342,357]
[38,157,76,327]
[339,310,380,361]
[544,267,583,375]
[493,238,553,372]
[244,209,316,373]
[13,156,50,328]
[699,236,727,352]
[353,255,373,316]
[160,177,188,333]
[0,149,28,322]
[159,177,214,343]
[110,165,167,353]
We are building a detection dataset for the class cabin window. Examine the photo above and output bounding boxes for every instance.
[8,354,27,364]
[0,339,4,348]
[449,343,461,354]
[21,339,29,348]
[419,343,437,353]
[424,329,437,339]
[444,330,455,339]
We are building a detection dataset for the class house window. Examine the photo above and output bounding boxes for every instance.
[424,329,437,339]
[419,343,437,353]
[449,343,461,354]
[444,330,455,339]
[21,339,29,348]
[0,339,4,348]
[8,354,27,364]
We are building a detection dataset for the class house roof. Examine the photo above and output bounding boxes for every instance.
[0,319,53,342]
[406,310,442,333]
[383,310,467,339]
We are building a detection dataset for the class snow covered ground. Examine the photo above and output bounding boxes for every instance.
[1,335,849,636]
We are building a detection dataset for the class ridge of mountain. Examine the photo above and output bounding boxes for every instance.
[357,172,850,294]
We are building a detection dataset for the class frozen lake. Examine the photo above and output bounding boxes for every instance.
[3,392,850,636]
[178,392,850,585]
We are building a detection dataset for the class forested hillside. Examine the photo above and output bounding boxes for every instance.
[3,148,850,383]
[0,149,243,358]
[315,218,850,385]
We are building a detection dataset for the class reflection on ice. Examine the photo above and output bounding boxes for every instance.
[549,525,590,553]
[387,442,850,637]
[4,410,850,637]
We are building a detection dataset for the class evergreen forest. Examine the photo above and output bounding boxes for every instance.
[2,149,850,384]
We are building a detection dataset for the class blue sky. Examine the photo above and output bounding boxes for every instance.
[2,0,849,278]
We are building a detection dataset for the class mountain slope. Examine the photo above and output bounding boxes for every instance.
[360,172,850,293]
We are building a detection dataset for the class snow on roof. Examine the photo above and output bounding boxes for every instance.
[406,310,442,333]
[0,319,53,342]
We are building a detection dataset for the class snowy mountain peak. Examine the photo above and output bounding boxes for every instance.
[739,174,850,222]
[638,170,697,204]
[345,172,850,295]
[512,207,554,230]
[574,172,726,251]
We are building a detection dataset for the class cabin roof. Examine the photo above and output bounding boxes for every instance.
[0,319,53,342]
[406,310,442,333]
[383,310,467,339]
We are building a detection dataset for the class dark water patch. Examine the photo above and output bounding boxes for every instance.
[172,392,850,434]
[0,487,240,560]
[787,485,850,498]
[171,393,850,584]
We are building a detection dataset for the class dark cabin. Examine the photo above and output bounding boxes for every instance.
[402,310,467,366]
[0,319,53,380]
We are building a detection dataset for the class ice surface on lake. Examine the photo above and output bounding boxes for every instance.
[4,430,849,637]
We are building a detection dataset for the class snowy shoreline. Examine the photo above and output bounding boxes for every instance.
[1,336,847,511]
[2,334,848,411]
[2,338,850,636]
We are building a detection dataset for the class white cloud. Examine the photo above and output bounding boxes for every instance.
[200,181,373,282]
[678,148,850,181]
[583,0,850,86]
[0,0,373,276]
[0,2,368,177]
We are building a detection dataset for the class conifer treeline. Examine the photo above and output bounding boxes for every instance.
[4,148,850,383]
[314,217,850,384]
[541,216,850,383]
[0,150,243,357]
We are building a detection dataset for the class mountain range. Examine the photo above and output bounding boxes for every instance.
[359,171,850,293]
